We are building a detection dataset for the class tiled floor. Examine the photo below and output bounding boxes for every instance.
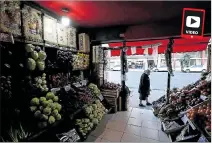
[85,107,170,142]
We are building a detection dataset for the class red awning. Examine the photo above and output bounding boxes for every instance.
[109,37,210,56]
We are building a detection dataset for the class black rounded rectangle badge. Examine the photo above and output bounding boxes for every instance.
[181,8,205,39]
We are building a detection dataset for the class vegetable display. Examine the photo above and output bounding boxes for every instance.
[101,82,121,90]
[153,72,211,142]
[58,85,94,114]
[1,76,12,100]
[88,83,101,98]
[25,44,47,71]
[187,101,211,134]
[75,100,106,136]
[72,53,89,70]
[48,73,69,88]
[154,73,211,121]
[34,73,48,92]
[30,92,62,129]
[57,50,73,69]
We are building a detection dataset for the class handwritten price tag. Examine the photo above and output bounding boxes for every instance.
[64,85,71,91]
[181,114,188,124]
[99,94,104,101]
[51,88,60,93]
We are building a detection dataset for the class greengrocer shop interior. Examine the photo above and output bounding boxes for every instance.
[1,1,211,142]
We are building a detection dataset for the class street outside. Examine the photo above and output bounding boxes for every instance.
[106,71,201,108]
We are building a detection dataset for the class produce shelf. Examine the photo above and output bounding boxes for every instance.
[180,112,210,142]
[69,104,88,120]
[23,119,64,142]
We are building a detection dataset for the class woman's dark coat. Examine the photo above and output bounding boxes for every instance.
[138,73,150,100]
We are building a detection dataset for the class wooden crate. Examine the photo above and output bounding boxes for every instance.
[101,88,120,113]
[101,88,120,98]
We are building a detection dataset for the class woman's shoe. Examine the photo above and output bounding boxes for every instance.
[146,102,152,106]
[139,104,146,107]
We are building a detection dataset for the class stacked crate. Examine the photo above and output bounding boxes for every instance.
[101,88,121,113]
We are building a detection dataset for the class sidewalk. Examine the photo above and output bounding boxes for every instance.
[129,89,165,108]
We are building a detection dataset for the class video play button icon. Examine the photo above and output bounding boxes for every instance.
[181,8,205,39]
[186,16,200,28]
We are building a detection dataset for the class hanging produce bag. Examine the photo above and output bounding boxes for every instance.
[57,23,68,46]
[0,1,21,36]
[67,26,77,49]
[22,5,43,43]
[43,14,57,44]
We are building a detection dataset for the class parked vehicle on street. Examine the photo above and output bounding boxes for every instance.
[152,66,168,72]
[111,65,121,71]
[182,65,206,73]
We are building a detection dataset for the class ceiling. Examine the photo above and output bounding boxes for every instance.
[36,1,211,40]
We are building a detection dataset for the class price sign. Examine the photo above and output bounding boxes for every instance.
[56,129,80,142]
[64,85,71,91]
[200,95,207,101]
[99,94,104,101]
[51,88,60,93]
[73,82,81,87]
[81,80,88,86]
[181,114,188,124]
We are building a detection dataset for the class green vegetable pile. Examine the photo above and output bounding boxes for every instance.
[85,100,106,122]
[75,100,106,136]
[30,92,62,129]
[88,83,101,97]
[34,73,48,92]
[75,118,93,136]
[25,44,46,71]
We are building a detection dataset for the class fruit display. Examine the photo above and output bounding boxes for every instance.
[29,92,62,129]
[154,73,211,120]
[48,73,69,88]
[34,73,48,92]
[72,53,89,70]
[25,44,47,71]
[88,83,101,98]
[101,82,121,90]
[1,76,12,100]
[75,100,106,136]
[187,101,211,134]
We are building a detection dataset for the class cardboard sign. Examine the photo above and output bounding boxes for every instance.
[181,8,205,39]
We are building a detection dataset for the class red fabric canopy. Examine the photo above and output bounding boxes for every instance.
[109,37,210,56]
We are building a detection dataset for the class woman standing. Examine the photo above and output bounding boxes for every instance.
[138,69,152,107]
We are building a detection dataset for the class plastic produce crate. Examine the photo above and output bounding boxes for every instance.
[168,128,200,142]
[162,119,187,134]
